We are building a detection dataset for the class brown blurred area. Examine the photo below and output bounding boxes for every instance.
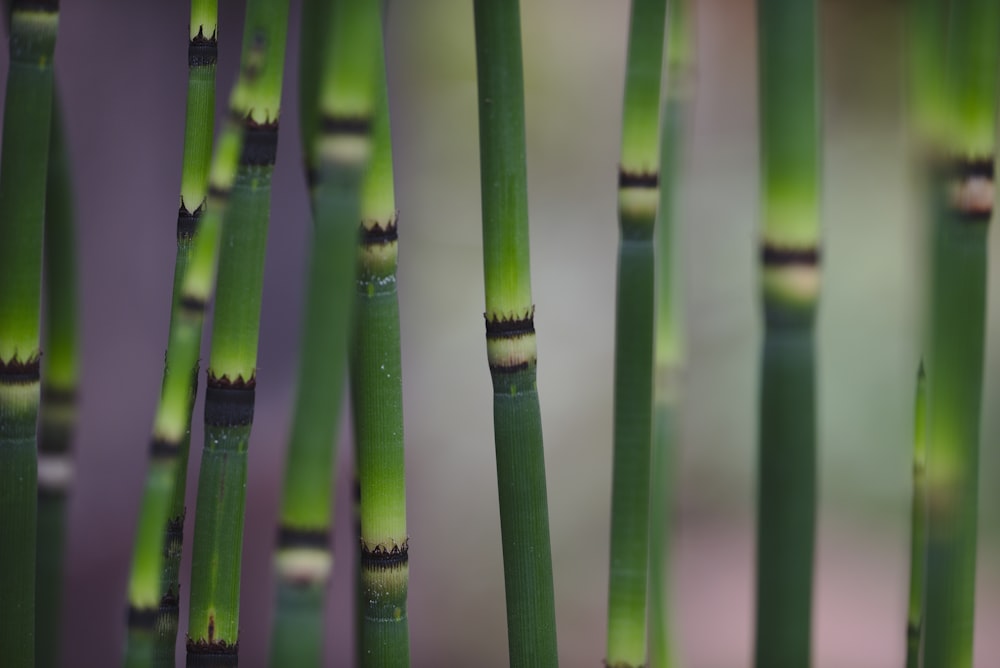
[2,0,999,666]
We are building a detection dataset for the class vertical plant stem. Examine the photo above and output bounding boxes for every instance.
[906,362,927,668]
[185,0,290,663]
[353,31,410,667]
[473,1,559,664]
[0,1,60,664]
[648,2,693,667]
[754,0,821,665]
[606,1,666,667]
[124,4,218,666]
[921,2,1000,666]
[268,0,381,664]
[35,91,78,668]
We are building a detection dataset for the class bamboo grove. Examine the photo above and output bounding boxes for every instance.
[0,0,998,665]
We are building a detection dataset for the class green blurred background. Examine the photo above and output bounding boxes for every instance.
[8,0,999,665]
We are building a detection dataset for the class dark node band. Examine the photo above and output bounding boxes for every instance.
[955,208,993,225]
[150,437,180,460]
[166,511,185,537]
[360,218,399,245]
[189,28,218,68]
[204,379,256,427]
[208,184,231,202]
[277,526,330,549]
[305,164,319,191]
[40,384,76,407]
[159,587,180,611]
[618,168,659,188]
[186,639,239,656]
[489,360,531,374]
[484,308,535,339]
[177,202,204,240]
[0,357,40,384]
[948,156,995,180]
[127,605,158,629]
[12,0,59,12]
[240,120,279,167]
[907,623,920,640]
[760,243,820,267]
[320,114,373,137]
[361,543,409,571]
[180,294,208,315]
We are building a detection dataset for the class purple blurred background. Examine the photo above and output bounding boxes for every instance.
[3,0,1000,666]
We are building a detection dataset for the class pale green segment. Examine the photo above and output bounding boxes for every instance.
[231,0,290,124]
[908,0,949,143]
[360,57,396,226]
[758,0,820,248]
[152,317,203,442]
[475,0,533,317]
[320,0,382,117]
[945,0,1000,156]
[190,0,218,39]
[666,0,693,76]
[179,65,217,210]
[127,462,173,606]
[619,0,668,175]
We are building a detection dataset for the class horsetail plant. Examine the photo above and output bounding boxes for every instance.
[124,2,218,664]
[0,0,60,663]
[753,0,821,665]
[905,362,927,668]
[185,0,290,662]
[473,1,559,664]
[352,29,411,667]
[36,93,79,668]
[921,2,1000,665]
[649,1,693,666]
[605,1,666,666]
[268,0,384,664]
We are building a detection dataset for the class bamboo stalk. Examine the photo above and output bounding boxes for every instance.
[268,0,382,664]
[0,1,60,663]
[648,1,693,666]
[921,2,1000,665]
[905,362,927,668]
[35,91,78,668]
[606,1,667,666]
[473,1,559,664]
[352,32,410,667]
[124,3,218,665]
[185,0,290,662]
[754,0,821,665]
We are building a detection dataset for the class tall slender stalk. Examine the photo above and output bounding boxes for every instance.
[268,0,382,664]
[921,2,1000,666]
[124,3,218,665]
[185,0,290,663]
[606,1,666,666]
[753,0,821,665]
[352,31,410,667]
[648,1,693,666]
[473,2,558,664]
[35,92,78,668]
[0,1,60,663]
[905,362,927,668]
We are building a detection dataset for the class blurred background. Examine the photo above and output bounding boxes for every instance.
[4,0,999,665]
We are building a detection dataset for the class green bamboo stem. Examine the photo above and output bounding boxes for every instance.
[124,4,218,665]
[35,91,78,668]
[352,36,410,667]
[754,0,821,665]
[606,1,666,666]
[186,0,290,662]
[473,1,558,664]
[648,2,693,667]
[268,1,381,665]
[906,362,927,668]
[0,1,60,663]
[921,3,1000,666]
